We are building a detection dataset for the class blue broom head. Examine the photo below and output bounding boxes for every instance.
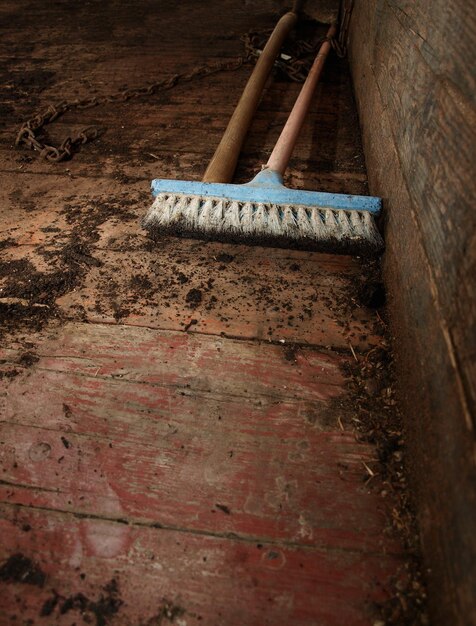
[143,168,383,253]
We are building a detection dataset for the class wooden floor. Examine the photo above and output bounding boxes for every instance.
[1,2,408,624]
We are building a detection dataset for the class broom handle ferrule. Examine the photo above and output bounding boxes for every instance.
[203,10,298,184]
[266,23,337,176]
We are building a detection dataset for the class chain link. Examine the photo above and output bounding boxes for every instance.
[15,12,353,163]
[15,57,248,162]
[243,29,330,83]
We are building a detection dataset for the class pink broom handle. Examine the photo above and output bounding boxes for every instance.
[266,23,337,175]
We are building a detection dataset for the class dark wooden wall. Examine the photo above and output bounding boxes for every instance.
[347,1,476,623]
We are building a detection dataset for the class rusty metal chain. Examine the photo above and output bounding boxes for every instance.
[244,3,354,80]
[16,10,353,163]
[244,29,330,83]
[15,57,248,162]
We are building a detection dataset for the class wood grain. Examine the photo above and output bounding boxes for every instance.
[349,1,476,623]
[0,417,393,553]
[14,321,347,401]
[0,505,402,626]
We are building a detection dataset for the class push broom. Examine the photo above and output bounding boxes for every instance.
[143,22,383,253]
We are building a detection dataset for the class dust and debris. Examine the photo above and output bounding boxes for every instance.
[40,591,60,617]
[39,584,186,626]
[184,318,198,332]
[215,503,231,515]
[215,252,234,264]
[336,266,428,624]
[0,258,74,338]
[176,272,189,284]
[0,238,18,251]
[283,344,298,363]
[185,288,203,308]
[40,578,123,626]
[18,351,39,367]
[0,553,46,587]
[143,599,186,625]
[60,436,72,449]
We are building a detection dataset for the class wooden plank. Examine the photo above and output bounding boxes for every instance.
[3,77,367,187]
[0,154,367,202]
[0,241,381,350]
[0,417,395,553]
[2,73,356,115]
[0,321,398,554]
[6,108,365,176]
[54,250,379,350]
[0,505,403,626]
[0,0,280,50]
[0,366,351,442]
[0,194,381,349]
[365,1,476,419]
[11,322,347,402]
[0,318,396,554]
[0,156,368,197]
[349,2,476,622]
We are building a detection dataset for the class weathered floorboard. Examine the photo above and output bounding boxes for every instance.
[8,322,347,401]
[0,505,401,626]
[0,419,393,553]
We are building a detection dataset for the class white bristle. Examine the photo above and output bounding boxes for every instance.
[295,207,314,238]
[322,209,340,239]
[223,201,241,232]
[281,206,299,235]
[240,202,254,232]
[362,210,382,247]
[349,210,364,239]
[143,192,383,250]
[196,198,214,230]
[154,194,177,225]
[223,202,241,232]
[172,194,191,223]
[182,195,200,225]
[211,199,225,226]
[309,208,326,238]
[338,210,353,239]
[252,203,268,235]
[267,205,283,236]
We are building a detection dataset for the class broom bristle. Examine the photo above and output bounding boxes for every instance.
[142,193,383,253]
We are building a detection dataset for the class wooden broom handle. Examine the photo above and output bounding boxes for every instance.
[202,10,299,183]
[266,23,337,175]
